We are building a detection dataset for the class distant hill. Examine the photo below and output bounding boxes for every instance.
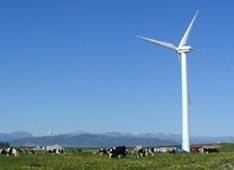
[190,136,234,144]
[135,133,234,144]
[1,131,233,147]
[0,131,32,142]
[10,133,176,147]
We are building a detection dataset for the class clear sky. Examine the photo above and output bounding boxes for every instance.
[0,0,233,136]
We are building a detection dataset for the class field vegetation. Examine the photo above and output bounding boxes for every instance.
[0,144,234,170]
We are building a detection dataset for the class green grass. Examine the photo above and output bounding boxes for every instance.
[219,143,234,152]
[1,144,234,170]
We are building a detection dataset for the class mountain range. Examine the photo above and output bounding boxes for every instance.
[1,131,234,147]
[0,131,32,142]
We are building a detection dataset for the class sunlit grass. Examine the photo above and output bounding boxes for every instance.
[1,144,234,170]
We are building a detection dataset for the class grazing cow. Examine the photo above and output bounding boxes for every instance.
[135,145,146,158]
[12,148,19,157]
[192,145,220,154]
[191,146,202,153]
[28,150,35,155]
[46,145,65,154]
[204,148,219,153]
[154,147,166,153]
[146,147,156,156]
[6,147,19,157]
[99,148,108,156]
[135,147,159,157]
[107,146,127,158]
[168,147,176,153]
[199,147,219,154]
[0,148,7,156]
[140,147,155,156]
[56,148,64,154]
[21,148,34,155]
[47,149,63,154]
[47,149,55,154]
[155,147,176,153]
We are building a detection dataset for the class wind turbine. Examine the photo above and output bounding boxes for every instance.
[137,11,199,152]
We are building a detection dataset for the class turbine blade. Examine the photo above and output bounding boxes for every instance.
[179,10,199,47]
[137,36,177,51]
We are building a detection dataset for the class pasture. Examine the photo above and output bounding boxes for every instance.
[1,144,234,170]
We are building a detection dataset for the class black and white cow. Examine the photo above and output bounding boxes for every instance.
[0,148,7,156]
[146,147,156,156]
[47,149,62,154]
[99,148,108,156]
[46,145,65,155]
[6,147,19,157]
[107,146,127,158]
[154,147,176,153]
[135,145,146,157]
[200,147,219,153]
[167,147,176,153]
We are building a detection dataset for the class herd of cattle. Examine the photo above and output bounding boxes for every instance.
[99,145,177,158]
[0,145,219,158]
[0,145,65,157]
[98,145,219,158]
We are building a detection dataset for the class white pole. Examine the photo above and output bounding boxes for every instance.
[180,52,190,152]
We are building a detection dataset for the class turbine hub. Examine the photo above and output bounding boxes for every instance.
[176,46,193,54]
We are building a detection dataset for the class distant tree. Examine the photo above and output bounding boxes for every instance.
[0,142,10,148]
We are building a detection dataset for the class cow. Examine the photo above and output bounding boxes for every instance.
[191,146,202,153]
[6,147,19,157]
[135,146,159,157]
[155,147,176,153]
[46,145,65,155]
[107,146,127,158]
[0,148,7,156]
[146,147,157,156]
[28,150,36,155]
[135,145,146,158]
[47,148,64,154]
[47,149,55,154]
[199,147,219,153]
[168,147,176,153]
[99,148,108,156]
[56,149,64,154]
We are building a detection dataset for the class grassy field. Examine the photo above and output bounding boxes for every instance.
[0,144,234,170]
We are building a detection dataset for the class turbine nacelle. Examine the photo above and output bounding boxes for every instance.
[176,46,193,54]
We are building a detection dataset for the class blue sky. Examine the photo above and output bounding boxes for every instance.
[0,0,233,136]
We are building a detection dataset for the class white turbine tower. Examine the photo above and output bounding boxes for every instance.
[137,11,199,152]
